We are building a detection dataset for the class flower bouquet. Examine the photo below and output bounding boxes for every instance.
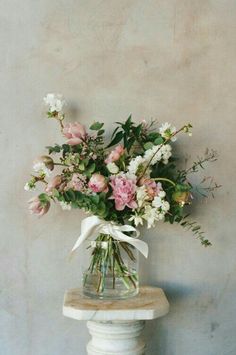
[25,94,219,299]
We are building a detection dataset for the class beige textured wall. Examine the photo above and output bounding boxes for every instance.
[1,1,235,354]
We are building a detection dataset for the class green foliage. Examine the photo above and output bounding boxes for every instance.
[46,144,72,155]
[59,189,113,219]
[144,142,154,150]
[107,115,146,152]
[46,144,62,154]
[90,122,104,130]
[29,105,219,248]
[180,216,212,247]
[107,131,124,148]
[154,137,164,145]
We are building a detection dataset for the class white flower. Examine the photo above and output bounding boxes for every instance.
[160,144,172,162]
[144,144,172,166]
[44,93,65,113]
[107,162,119,174]
[143,205,157,229]
[24,182,30,191]
[152,196,170,213]
[162,200,170,212]
[152,196,162,208]
[136,186,149,207]
[158,190,166,198]
[128,156,145,176]
[24,182,34,191]
[60,201,71,211]
[129,213,144,227]
[159,122,177,142]
[159,212,165,219]
[33,162,51,177]
[144,146,162,165]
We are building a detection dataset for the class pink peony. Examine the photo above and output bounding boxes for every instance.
[88,173,108,193]
[110,175,137,211]
[28,196,50,216]
[63,122,86,145]
[105,145,125,164]
[45,175,62,193]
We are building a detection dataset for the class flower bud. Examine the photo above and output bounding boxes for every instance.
[172,191,191,206]
[28,196,50,216]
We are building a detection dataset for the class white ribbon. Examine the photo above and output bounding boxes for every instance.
[71,215,148,258]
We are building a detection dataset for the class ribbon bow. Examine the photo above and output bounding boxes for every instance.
[71,215,148,258]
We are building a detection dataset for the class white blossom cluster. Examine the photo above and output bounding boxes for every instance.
[159,122,177,142]
[130,184,170,229]
[33,162,51,177]
[127,156,145,177]
[127,143,172,179]
[44,93,65,113]
[143,144,172,165]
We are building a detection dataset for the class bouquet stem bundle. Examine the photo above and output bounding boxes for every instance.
[83,236,138,297]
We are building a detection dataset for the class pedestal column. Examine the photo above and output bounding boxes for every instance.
[63,287,169,355]
[87,320,145,355]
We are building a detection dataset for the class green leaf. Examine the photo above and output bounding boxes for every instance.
[87,162,96,173]
[106,131,123,148]
[97,201,107,217]
[97,129,105,136]
[46,144,61,154]
[154,137,164,145]
[90,194,100,205]
[75,191,83,201]
[90,122,104,130]
[122,115,132,131]
[147,132,160,141]
[126,137,135,152]
[144,142,154,150]
[79,162,85,171]
[111,126,120,139]
[133,124,142,136]
[64,189,76,201]
[62,144,71,153]
[38,193,50,205]
[71,201,79,208]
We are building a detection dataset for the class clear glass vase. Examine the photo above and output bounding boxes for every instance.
[82,235,139,299]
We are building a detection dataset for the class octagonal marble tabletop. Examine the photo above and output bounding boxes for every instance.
[63,286,169,321]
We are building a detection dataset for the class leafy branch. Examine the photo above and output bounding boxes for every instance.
[180,149,218,180]
[107,115,146,152]
[180,215,212,247]
[194,176,222,199]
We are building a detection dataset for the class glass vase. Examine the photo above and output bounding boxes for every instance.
[82,234,139,299]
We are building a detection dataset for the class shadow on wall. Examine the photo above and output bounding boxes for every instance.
[143,281,197,355]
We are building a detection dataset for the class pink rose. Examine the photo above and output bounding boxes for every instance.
[28,196,50,216]
[88,173,108,193]
[63,122,86,145]
[105,145,125,164]
[139,178,160,199]
[110,175,137,211]
[45,175,62,193]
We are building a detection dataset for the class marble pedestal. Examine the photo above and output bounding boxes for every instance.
[63,287,169,355]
